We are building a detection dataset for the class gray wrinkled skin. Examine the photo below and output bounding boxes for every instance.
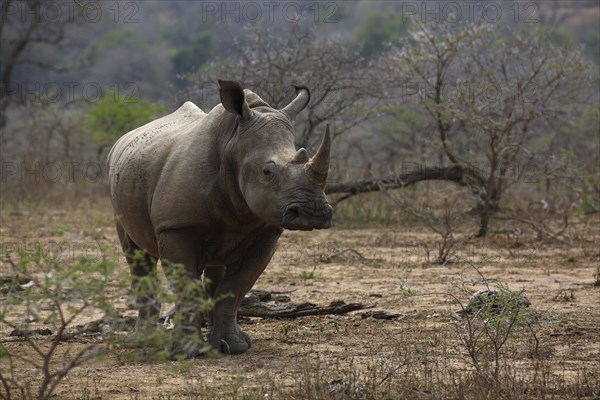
[107,80,332,356]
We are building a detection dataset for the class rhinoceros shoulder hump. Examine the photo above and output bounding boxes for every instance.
[176,101,206,118]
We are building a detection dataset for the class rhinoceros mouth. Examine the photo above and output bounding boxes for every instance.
[282,204,332,231]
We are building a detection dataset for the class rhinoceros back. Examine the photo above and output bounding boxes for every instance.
[107,101,207,253]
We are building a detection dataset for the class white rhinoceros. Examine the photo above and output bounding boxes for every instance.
[107,80,332,356]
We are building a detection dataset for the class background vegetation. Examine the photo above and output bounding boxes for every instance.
[1,1,599,398]
[1,1,598,233]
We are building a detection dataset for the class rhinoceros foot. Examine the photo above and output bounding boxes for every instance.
[208,317,251,355]
[168,333,211,359]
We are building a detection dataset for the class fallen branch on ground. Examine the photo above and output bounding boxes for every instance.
[238,296,374,318]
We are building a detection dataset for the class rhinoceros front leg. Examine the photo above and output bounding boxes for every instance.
[209,231,280,354]
[205,266,252,348]
[157,229,205,358]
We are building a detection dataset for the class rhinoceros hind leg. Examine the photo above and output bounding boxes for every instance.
[116,222,160,331]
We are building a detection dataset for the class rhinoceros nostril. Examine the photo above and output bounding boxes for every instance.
[285,205,300,220]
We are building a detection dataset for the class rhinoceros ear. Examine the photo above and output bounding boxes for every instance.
[218,80,252,121]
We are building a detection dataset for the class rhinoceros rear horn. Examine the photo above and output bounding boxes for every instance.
[219,79,252,121]
[281,85,310,121]
[306,125,331,184]
[291,148,309,164]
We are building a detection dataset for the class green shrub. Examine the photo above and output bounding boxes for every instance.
[86,88,165,156]
[0,245,127,399]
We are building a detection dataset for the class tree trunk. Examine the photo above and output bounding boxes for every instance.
[477,210,489,237]
[476,172,502,237]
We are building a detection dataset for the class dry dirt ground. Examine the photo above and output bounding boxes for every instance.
[1,200,599,399]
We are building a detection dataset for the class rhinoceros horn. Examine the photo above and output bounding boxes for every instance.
[281,85,310,121]
[291,148,309,164]
[306,125,331,184]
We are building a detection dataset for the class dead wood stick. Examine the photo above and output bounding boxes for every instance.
[238,297,374,318]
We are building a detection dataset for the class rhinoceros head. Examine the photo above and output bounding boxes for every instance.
[219,80,332,231]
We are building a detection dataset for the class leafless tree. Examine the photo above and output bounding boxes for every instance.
[346,21,590,236]
[0,0,88,129]
[184,25,386,152]
[181,22,591,238]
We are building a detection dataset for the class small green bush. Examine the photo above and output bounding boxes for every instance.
[86,88,165,156]
[0,245,127,399]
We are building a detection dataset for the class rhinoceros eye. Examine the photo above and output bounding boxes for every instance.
[262,162,276,176]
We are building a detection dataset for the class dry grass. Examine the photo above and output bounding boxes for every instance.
[1,199,599,399]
